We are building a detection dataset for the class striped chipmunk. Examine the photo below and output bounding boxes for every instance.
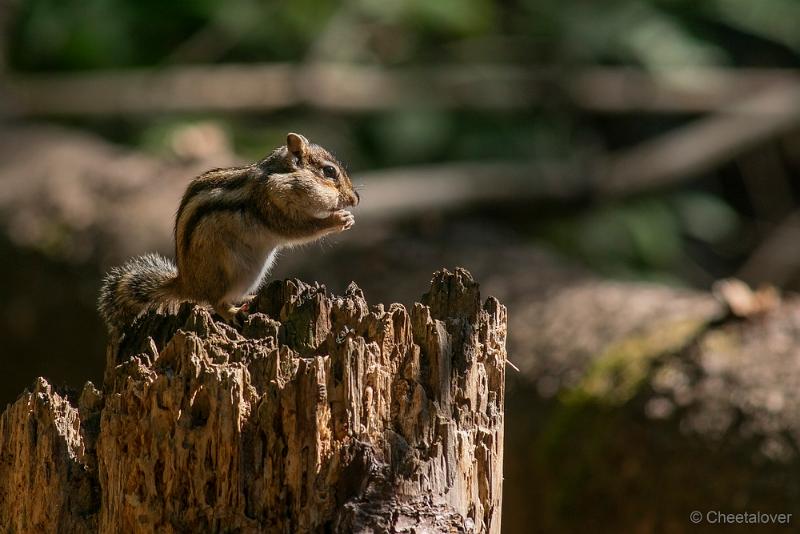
[99,132,360,333]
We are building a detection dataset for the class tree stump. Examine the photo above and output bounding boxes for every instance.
[0,268,506,533]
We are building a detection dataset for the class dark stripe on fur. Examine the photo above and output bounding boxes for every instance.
[179,198,270,259]
[174,167,253,231]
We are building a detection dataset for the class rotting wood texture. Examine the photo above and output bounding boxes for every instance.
[0,268,506,533]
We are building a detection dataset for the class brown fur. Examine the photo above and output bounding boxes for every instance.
[98,133,359,332]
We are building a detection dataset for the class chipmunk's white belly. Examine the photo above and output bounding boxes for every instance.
[224,245,279,302]
[247,249,278,294]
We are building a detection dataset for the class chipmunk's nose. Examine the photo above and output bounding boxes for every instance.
[351,191,360,206]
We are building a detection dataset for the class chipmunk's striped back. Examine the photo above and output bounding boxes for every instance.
[174,166,262,262]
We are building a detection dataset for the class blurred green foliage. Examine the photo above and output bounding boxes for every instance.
[6,0,799,285]
[538,192,740,283]
[10,0,800,70]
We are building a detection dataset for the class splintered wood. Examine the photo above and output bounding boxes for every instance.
[0,268,506,533]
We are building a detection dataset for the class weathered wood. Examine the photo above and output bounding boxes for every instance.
[4,64,799,116]
[0,268,506,533]
[0,379,101,533]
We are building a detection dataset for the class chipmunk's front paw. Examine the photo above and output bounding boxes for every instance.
[239,294,256,313]
[214,301,249,328]
[331,209,355,231]
[234,307,249,327]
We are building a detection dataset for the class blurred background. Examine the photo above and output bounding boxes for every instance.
[1,0,800,532]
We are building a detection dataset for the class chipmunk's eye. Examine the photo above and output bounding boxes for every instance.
[322,165,338,180]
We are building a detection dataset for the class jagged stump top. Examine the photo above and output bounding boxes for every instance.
[2,268,507,533]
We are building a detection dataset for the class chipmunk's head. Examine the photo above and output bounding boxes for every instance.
[261,133,359,219]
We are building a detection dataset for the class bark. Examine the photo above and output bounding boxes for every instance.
[4,64,798,116]
[0,268,506,533]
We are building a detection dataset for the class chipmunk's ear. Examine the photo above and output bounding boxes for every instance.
[286,133,309,159]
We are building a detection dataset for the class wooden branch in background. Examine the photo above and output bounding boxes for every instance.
[737,211,800,287]
[1,82,798,236]
[357,82,800,209]
[4,62,798,208]
[2,63,799,116]
[356,160,583,218]
[594,81,800,196]
[2,66,799,235]
[568,67,800,113]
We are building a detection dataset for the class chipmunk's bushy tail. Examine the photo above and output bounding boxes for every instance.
[98,253,181,333]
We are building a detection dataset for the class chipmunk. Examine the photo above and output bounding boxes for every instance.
[99,132,359,333]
